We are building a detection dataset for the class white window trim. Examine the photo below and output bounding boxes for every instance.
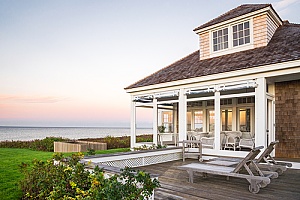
[210,18,254,58]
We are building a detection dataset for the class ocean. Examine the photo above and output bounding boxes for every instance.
[0,127,153,141]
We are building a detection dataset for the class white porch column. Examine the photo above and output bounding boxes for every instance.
[130,96,136,149]
[255,77,267,148]
[153,98,158,145]
[178,88,187,142]
[214,90,221,150]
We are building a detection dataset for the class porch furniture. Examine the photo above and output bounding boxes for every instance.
[187,131,209,140]
[178,146,278,193]
[256,140,292,173]
[201,137,214,149]
[179,140,202,162]
[239,132,255,149]
[208,141,292,175]
[222,131,242,151]
[158,133,178,146]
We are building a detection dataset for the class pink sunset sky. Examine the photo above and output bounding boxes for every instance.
[1,0,299,127]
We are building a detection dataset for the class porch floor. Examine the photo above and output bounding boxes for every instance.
[136,159,300,200]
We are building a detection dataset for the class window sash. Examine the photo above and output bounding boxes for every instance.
[232,21,250,47]
[212,28,229,51]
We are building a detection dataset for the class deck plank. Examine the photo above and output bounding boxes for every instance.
[136,159,300,200]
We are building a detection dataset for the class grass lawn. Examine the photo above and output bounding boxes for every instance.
[0,148,130,200]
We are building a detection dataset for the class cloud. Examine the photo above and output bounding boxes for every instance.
[0,95,68,104]
[273,0,300,15]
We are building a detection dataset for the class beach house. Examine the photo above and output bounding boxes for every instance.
[125,4,300,158]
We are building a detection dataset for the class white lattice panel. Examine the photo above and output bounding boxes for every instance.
[95,152,182,168]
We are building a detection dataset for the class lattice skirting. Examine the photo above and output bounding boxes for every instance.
[96,152,182,168]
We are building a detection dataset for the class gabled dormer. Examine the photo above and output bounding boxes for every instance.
[194,4,282,60]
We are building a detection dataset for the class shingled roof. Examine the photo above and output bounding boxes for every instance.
[193,4,272,31]
[125,23,300,90]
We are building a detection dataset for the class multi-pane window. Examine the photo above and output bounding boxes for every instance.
[239,108,251,132]
[162,111,173,132]
[194,111,203,131]
[213,28,228,51]
[208,110,215,132]
[222,109,232,131]
[233,21,250,47]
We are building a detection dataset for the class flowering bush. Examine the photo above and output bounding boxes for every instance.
[19,153,160,199]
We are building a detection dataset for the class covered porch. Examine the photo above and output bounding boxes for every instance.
[130,77,276,158]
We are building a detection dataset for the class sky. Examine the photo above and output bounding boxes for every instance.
[0,0,299,127]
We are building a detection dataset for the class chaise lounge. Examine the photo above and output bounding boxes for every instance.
[178,146,278,193]
[208,140,292,175]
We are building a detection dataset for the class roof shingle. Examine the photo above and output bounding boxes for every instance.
[193,4,272,31]
[125,23,300,90]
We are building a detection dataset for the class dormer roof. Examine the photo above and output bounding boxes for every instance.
[193,4,278,32]
[125,23,300,90]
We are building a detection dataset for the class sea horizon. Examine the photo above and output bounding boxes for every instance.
[0,126,153,141]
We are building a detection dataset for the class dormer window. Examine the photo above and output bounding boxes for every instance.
[213,28,228,51]
[211,20,252,55]
[233,21,250,47]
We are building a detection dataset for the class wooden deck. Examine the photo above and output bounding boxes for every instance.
[136,159,300,200]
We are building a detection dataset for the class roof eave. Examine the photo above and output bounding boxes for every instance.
[125,59,300,94]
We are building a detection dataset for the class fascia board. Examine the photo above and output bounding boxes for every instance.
[125,59,300,94]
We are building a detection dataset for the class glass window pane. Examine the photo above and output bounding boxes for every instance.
[245,36,250,44]
[224,42,228,49]
[213,31,217,38]
[233,39,238,46]
[245,29,250,36]
[224,35,228,42]
[233,33,237,39]
[218,30,222,36]
[223,28,228,34]
[222,109,232,131]
[208,110,215,132]
[238,23,243,31]
[213,38,217,45]
[213,45,218,51]
[233,25,237,32]
[239,38,244,45]
[239,108,251,132]
[244,21,249,29]
[238,31,243,38]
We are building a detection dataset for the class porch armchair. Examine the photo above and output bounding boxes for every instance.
[222,131,242,151]
[201,137,214,148]
[239,132,255,149]
[187,131,214,148]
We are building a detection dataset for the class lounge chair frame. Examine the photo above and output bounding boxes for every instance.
[209,141,292,175]
[256,140,292,169]
[178,146,278,193]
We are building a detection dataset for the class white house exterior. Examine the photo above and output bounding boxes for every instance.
[125,4,300,158]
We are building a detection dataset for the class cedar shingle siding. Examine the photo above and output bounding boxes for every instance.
[126,23,300,89]
[275,80,300,158]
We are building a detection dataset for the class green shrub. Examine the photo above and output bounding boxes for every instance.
[80,135,153,150]
[19,153,160,199]
[0,137,67,152]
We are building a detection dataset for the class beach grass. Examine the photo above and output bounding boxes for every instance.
[0,147,130,200]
